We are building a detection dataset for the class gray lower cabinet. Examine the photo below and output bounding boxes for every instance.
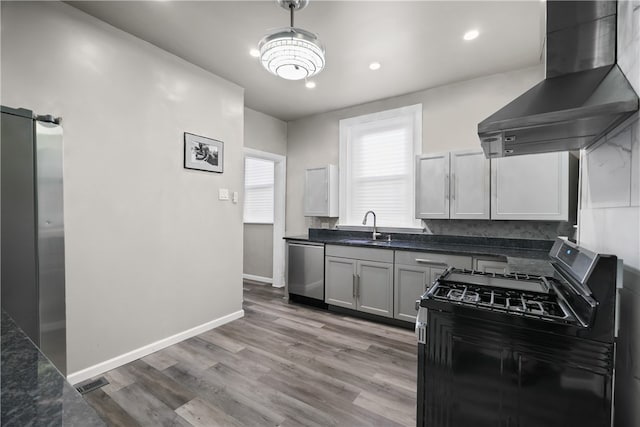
[324,256,357,309]
[325,245,480,323]
[356,260,394,317]
[394,264,430,322]
[394,251,472,322]
[325,245,394,318]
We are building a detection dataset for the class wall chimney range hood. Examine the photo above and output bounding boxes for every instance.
[478,1,639,158]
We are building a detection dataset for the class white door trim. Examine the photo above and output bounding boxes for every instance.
[244,148,286,288]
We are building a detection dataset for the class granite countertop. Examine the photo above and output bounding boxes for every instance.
[1,310,105,427]
[285,228,556,276]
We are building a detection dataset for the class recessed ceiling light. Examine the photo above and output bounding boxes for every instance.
[463,30,479,41]
[369,62,381,71]
[249,48,260,58]
[305,81,316,89]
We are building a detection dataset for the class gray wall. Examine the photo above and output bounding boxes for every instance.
[243,224,275,279]
[245,108,287,156]
[578,2,640,426]
[1,2,245,375]
[243,108,287,280]
[285,65,544,235]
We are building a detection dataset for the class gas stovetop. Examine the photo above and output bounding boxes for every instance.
[424,269,578,325]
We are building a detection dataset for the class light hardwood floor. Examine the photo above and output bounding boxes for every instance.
[82,281,417,426]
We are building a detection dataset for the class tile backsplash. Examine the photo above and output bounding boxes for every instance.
[421,219,574,240]
[307,216,573,240]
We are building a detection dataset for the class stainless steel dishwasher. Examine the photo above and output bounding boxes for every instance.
[286,241,325,303]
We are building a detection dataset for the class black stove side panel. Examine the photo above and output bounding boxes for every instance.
[584,255,618,343]
[417,342,426,425]
[418,311,613,427]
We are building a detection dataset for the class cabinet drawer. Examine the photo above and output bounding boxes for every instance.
[395,250,472,269]
[325,245,394,263]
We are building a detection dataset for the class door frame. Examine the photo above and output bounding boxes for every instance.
[243,148,287,288]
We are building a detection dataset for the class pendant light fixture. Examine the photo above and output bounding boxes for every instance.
[258,0,325,81]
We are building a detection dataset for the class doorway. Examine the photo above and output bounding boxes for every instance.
[242,148,286,288]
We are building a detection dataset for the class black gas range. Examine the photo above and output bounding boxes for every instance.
[416,238,618,427]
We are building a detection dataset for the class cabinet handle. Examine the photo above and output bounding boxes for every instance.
[451,173,455,200]
[356,274,360,297]
[352,273,356,298]
[445,174,450,200]
[325,180,328,201]
[415,259,448,267]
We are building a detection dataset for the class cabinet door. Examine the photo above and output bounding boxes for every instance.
[491,152,569,220]
[451,150,490,219]
[394,264,430,322]
[304,167,328,216]
[416,153,450,219]
[325,256,356,308]
[356,260,393,318]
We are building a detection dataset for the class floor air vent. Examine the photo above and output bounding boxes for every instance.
[76,376,109,394]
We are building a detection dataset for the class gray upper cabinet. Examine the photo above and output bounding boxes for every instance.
[325,245,394,318]
[450,150,490,219]
[304,165,339,217]
[491,152,569,221]
[416,150,490,220]
[416,153,450,219]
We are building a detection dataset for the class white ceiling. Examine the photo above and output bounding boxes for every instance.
[67,1,545,121]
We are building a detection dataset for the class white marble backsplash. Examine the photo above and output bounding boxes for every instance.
[580,112,639,266]
[618,0,640,95]
[582,115,637,209]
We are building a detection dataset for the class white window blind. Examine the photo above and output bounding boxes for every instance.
[244,157,275,224]
[339,104,422,228]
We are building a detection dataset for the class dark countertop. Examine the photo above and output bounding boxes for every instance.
[285,229,556,276]
[1,310,105,427]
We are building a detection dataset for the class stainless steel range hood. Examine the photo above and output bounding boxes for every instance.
[478,1,639,158]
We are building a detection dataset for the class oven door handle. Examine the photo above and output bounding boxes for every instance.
[415,306,428,344]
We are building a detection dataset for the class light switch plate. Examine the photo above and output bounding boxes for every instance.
[218,188,229,200]
[232,191,238,203]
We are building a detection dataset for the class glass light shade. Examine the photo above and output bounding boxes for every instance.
[259,27,325,80]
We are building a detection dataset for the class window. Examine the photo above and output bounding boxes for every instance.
[244,157,275,223]
[339,104,422,228]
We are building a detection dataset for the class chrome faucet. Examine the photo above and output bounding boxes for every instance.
[362,210,381,240]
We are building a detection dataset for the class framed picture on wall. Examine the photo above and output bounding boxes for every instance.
[184,132,224,173]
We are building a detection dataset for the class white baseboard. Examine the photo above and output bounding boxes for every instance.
[67,309,244,385]
[243,273,273,284]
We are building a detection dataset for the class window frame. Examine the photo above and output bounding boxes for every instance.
[338,104,422,229]
[243,156,275,224]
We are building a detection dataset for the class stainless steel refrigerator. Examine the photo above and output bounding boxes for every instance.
[1,105,66,374]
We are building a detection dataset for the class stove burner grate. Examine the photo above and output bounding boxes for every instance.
[446,288,480,303]
[428,271,575,324]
